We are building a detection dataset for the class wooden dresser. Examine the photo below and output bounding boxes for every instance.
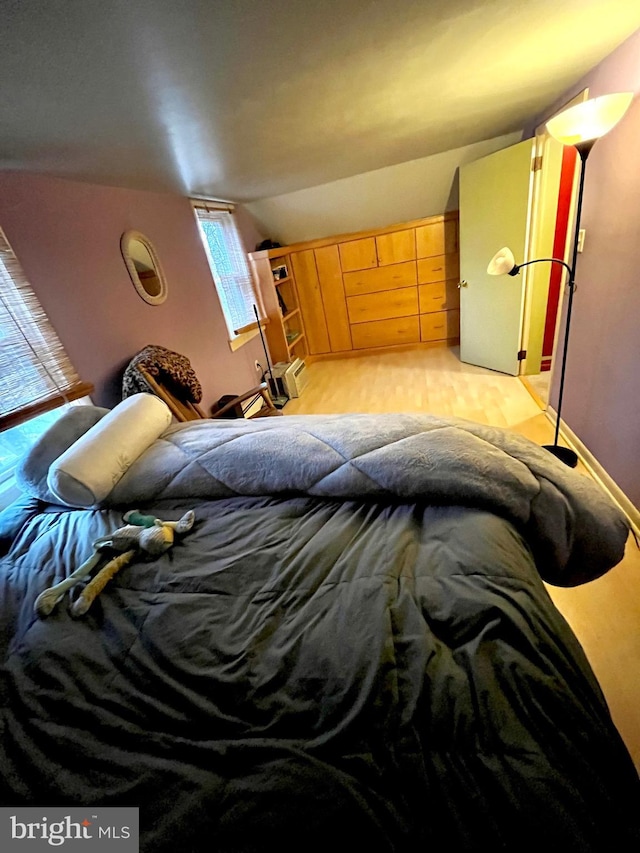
[248,212,459,361]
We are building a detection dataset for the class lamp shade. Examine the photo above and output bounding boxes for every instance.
[487,247,517,276]
[546,92,633,146]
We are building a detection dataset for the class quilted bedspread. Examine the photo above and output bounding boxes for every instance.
[108,413,629,586]
[1,412,639,851]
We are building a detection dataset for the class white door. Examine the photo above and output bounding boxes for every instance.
[459,139,535,375]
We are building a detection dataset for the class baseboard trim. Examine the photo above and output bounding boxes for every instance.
[305,338,458,364]
[519,376,546,411]
[545,407,640,538]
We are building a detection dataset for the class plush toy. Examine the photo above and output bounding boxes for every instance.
[34,509,195,619]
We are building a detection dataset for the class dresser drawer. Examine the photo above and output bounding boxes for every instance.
[417,254,459,284]
[351,316,420,350]
[418,280,460,313]
[347,286,418,325]
[343,261,417,297]
[420,309,460,342]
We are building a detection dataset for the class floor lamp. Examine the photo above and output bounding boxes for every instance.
[488,92,633,468]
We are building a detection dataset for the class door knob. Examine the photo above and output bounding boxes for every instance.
[457,280,468,288]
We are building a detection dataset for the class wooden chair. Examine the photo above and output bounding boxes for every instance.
[137,364,280,423]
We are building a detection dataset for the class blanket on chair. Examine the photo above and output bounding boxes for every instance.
[122,344,202,403]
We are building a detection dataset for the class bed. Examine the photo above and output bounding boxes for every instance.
[1,400,639,851]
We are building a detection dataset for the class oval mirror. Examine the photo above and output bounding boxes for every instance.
[121,231,168,305]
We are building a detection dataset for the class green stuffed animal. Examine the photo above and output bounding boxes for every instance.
[34,509,195,619]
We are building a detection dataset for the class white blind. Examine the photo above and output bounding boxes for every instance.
[0,227,90,430]
[193,206,264,337]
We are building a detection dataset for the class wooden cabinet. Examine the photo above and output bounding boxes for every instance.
[249,212,459,361]
[416,218,457,258]
[375,229,416,266]
[314,245,352,352]
[290,250,330,354]
[338,237,377,272]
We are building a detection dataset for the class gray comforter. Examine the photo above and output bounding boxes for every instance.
[109,413,629,586]
[1,412,638,852]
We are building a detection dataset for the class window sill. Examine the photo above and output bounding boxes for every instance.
[0,382,94,432]
[228,327,260,352]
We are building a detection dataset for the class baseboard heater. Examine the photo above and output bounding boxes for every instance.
[266,358,309,400]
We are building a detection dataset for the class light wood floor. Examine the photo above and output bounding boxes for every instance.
[284,346,640,769]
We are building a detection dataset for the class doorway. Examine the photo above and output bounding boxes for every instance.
[459,89,588,408]
[523,135,578,407]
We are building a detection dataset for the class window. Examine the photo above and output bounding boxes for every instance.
[0,227,92,431]
[193,202,264,348]
[0,227,92,506]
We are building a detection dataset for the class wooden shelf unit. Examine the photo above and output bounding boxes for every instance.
[247,250,308,364]
[248,211,459,363]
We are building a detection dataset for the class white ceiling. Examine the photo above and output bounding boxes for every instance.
[1,0,639,202]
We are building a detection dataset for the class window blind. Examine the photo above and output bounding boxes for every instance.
[0,228,92,431]
[193,205,264,338]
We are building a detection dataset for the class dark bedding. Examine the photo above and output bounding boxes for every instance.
[0,414,639,851]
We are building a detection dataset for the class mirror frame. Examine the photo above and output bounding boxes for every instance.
[120,230,168,306]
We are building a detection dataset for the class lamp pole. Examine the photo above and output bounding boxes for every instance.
[546,142,592,466]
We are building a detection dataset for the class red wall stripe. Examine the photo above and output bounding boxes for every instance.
[542,145,577,361]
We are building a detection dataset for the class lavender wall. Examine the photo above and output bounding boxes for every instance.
[0,172,265,411]
[529,30,640,507]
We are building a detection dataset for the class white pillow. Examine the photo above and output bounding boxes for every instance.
[47,393,172,507]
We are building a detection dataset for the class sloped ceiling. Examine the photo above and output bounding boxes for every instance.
[1,0,639,201]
